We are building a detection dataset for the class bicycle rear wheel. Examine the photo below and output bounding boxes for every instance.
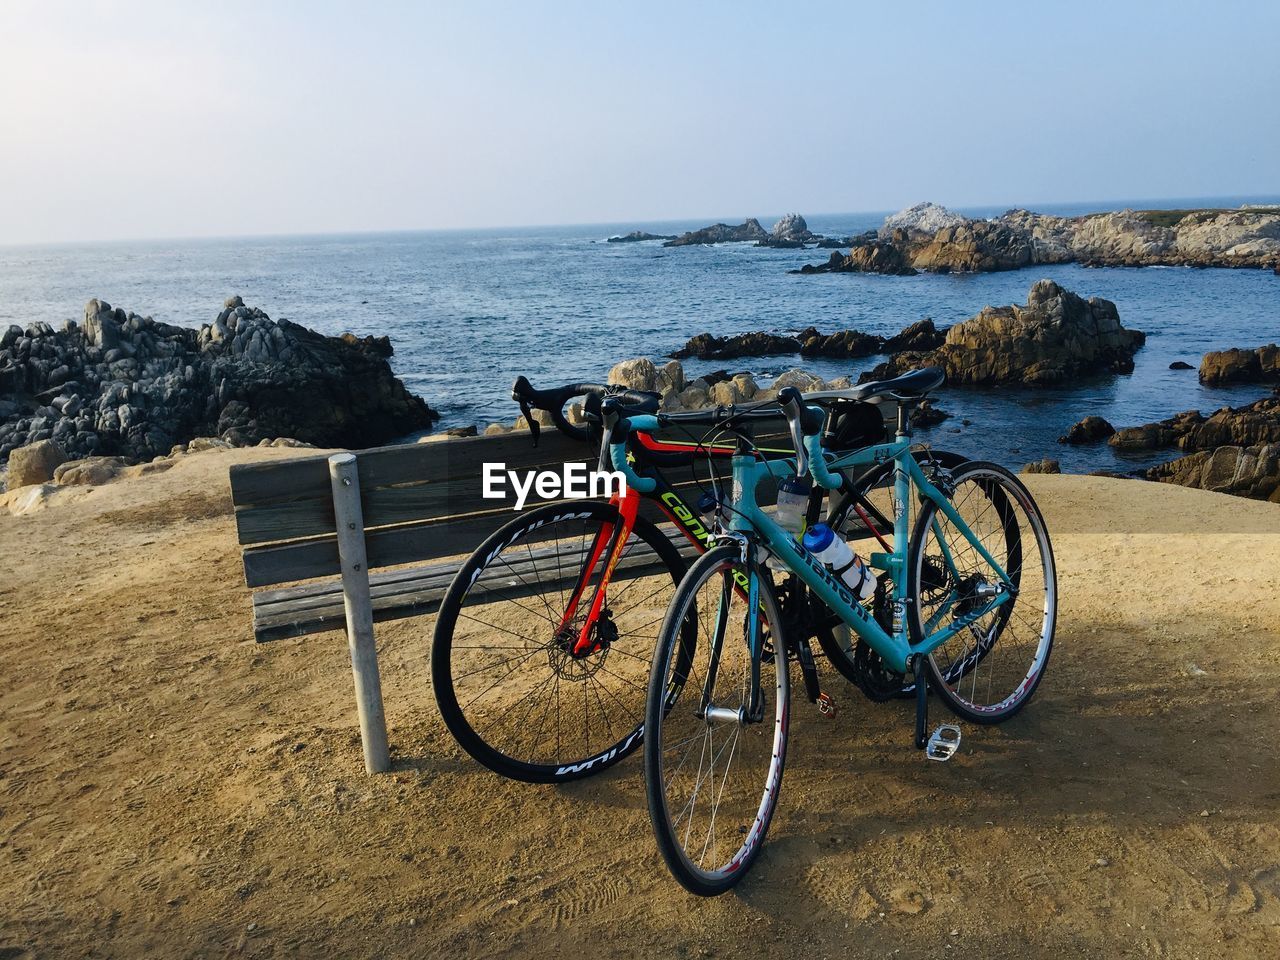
[819,450,970,700]
[645,545,790,896]
[907,461,1056,723]
[432,500,687,783]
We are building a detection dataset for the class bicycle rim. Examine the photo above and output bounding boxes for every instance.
[432,501,686,782]
[909,462,1056,723]
[645,546,789,895]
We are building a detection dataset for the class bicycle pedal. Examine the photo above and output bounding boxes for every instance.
[816,692,837,718]
[925,724,961,761]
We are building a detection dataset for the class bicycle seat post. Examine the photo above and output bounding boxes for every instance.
[895,397,914,440]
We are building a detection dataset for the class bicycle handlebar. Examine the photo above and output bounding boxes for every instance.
[511,376,659,445]
[601,399,659,493]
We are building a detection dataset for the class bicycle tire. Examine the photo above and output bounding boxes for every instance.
[907,461,1057,724]
[432,500,688,783]
[644,545,790,896]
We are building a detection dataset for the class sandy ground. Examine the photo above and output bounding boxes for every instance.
[2,446,1280,959]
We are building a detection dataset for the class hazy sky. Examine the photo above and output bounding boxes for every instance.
[2,0,1277,244]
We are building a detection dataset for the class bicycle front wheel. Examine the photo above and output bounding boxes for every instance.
[645,545,790,896]
[908,461,1057,723]
[432,500,687,783]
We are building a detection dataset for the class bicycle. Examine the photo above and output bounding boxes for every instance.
[612,370,1056,895]
[431,374,982,784]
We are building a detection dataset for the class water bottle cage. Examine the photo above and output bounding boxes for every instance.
[831,555,872,597]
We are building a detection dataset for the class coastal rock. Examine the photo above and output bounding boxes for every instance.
[606,357,659,392]
[796,238,917,276]
[53,455,131,486]
[606,231,676,243]
[878,202,968,239]
[798,327,882,359]
[1148,443,1280,502]
[1178,395,1280,451]
[6,439,68,487]
[906,220,1034,273]
[772,369,825,392]
[670,331,802,360]
[800,203,1280,275]
[912,399,951,427]
[1021,458,1061,474]
[1109,423,1177,452]
[757,213,814,247]
[1199,344,1280,385]
[0,297,438,478]
[863,280,1146,386]
[664,219,768,247]
[1060,416,1116,444]
[882,318,947,353]
[1169,361,1195,370]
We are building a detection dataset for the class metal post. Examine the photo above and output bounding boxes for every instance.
[327,453,391,774]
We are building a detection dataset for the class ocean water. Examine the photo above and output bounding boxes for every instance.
[2,199,1278,474]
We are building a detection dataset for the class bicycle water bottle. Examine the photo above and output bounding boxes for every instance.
[801,523,876,602]
[764,475,811,571]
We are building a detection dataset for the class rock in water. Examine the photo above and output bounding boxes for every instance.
[606,357,658,392]
[863,280,1146,386]
[878,202,968,238]
[606,231,676,243]
[663,219,769,247]
[0,298,438,474]
[796,239,917,276]
[757,213,815,247]
[6,439,68,487]
[1060,416,1116,444]
[671,331,803,360]
[1199,344,1280,385]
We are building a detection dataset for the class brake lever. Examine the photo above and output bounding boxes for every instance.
[518,398,540,447]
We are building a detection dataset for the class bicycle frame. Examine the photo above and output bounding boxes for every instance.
[614,418,1014,676]
[739,443,1013,674]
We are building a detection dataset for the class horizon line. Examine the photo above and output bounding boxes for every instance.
[3,191,1278,250]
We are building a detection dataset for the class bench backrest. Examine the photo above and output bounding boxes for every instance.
[229,422,788,589]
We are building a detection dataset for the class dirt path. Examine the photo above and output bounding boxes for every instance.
[2,450,1278,958]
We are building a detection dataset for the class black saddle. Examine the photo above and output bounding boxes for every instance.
[853,366,945,402]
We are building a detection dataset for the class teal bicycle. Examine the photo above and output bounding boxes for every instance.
[603,368,1056,895]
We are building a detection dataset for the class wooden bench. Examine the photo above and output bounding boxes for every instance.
[228,426,722,773]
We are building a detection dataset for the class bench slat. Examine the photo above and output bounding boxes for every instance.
[253,529,699,642]
[239,477,732,588]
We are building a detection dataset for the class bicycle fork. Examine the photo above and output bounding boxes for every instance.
[557,487,641,657]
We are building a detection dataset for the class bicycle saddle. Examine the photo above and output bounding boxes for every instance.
[852,366,945,402]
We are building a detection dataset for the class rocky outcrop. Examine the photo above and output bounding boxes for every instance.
[1105,395,1280,456]
[1148,444,1280,502]
[605,357,659,392]
[881,318,947,353]
[5,439,68,487]
[904,220,1035,273]
[795,237,917,275]
[799,203,1280,275]
[607,231,676,243]
[664,219,769,247]
[0,297,437,475]
[755,213,814,248]
[1199,344,1280,385]
[878,202,968,238]
[797,327,883,359]
[1021,458,1062,475]
[863,280,1146,386]
[671,318,946,361]
[1059,416,1116,444]
[670,331,802,361]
